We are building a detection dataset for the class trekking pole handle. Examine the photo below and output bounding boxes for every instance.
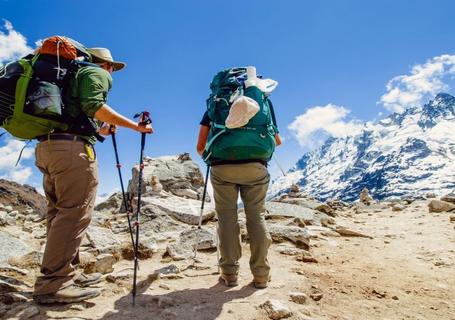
[109,124,117,134]
[134,111,152,125]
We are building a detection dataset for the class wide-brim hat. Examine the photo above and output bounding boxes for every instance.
[87,47,126,71]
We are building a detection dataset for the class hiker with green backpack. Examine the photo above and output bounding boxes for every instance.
[197,66,282,288]
[0,36,153,304]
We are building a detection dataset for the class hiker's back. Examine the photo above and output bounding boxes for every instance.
[203,66,279,165]
[197,66,281,289]
[64,66,112,118]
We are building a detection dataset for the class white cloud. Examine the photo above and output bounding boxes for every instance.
[0,21,35,184]
[288,104,363,148]
[0,20,32,64]
[379,54,455,113]
[0,138,34,183]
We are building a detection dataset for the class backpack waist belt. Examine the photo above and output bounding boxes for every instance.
[37,134,87,143]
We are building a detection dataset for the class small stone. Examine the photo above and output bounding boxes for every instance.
[20,306,40,319]
[426,192,437,199]
[392,295,399,300]
[149,264,180,281]
[296,252,318,263]
[84,253,116,274]
[290,184,300,193]
[289,292,308,304]
[0,266,29,275]
[335,226,373,239]
[165,242,193,261]
[372,289,387,298]
[260,299,293,319]
[314,204,336,217]
[392,204,405,211]
[277,246,301,256]
[441,193,455,204]
[159,284,171,290]
[8,251,43,269]
[106,268,134,283]
[32,229,46,239]
[433,260,446,266]
[450,216,455,222]
[310,292,323,301]
[179,228,216,250]
[70,304,86,311]
[359,188,373,205]
[0,292,29,304]
[428,200,455,213]
[121,238,158,260]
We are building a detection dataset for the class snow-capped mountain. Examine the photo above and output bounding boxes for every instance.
[270,93,455,202]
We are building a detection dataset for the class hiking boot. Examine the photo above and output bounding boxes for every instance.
[74,272,102,287]
[33,285,100,304]
[219,273,238,287]
[253,275,270,289]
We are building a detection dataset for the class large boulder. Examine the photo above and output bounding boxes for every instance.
[359,187,373,205]
[0,231,30,267]
[267,225,310,250]
[127,155,208,201]
[441,193,455,204]
[265,202,327,225]
[428,200,455,213]
[179,228,216,250]
[0,179,47,217]
[141,195,215,225]
[94,192,123,212]
[86,226,121,254]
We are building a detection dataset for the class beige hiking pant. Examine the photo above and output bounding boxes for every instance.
[33,139,98,295]
[210,162,271,277]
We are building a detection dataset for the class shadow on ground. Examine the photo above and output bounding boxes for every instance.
[100,277,257,320]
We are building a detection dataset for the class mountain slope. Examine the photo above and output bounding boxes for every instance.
[270,93,455,201]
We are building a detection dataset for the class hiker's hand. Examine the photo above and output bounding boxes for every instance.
[99,124,115,136]
[136,123,153,134]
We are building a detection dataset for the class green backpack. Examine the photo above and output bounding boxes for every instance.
[202,67,278,165]
[0,36,98,140]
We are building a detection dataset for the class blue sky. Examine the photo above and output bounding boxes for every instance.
[1,0,455,198]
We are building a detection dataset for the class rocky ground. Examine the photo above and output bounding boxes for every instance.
[1,155,454,320]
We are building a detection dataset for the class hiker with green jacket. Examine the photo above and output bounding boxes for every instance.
[33,47,153,304]
[197,67,281,289]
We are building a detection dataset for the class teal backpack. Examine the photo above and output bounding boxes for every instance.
[0,36,99,140]
[202,67,278,165]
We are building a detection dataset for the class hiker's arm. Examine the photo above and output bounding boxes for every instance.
[275,133,282,146]
[197,125,210,155]
[94,105,153,133]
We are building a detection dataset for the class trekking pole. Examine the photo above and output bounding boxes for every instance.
[132,111,152,306]
[110,126,137,259]
[193,165,210,262]
[273,155,287,177]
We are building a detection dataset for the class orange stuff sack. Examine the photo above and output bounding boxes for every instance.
[38,36,91,61]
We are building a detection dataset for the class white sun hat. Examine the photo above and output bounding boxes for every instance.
[87,47,126,71]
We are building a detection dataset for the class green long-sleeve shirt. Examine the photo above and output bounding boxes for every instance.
[63,66,112,144]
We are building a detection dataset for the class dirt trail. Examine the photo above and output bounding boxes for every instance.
[15,201,455,320]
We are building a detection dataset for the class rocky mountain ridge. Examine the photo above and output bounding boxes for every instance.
[270,93,455,202]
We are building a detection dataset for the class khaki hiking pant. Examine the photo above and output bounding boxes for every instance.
[33,139,98,295]
[210,162,272,278]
